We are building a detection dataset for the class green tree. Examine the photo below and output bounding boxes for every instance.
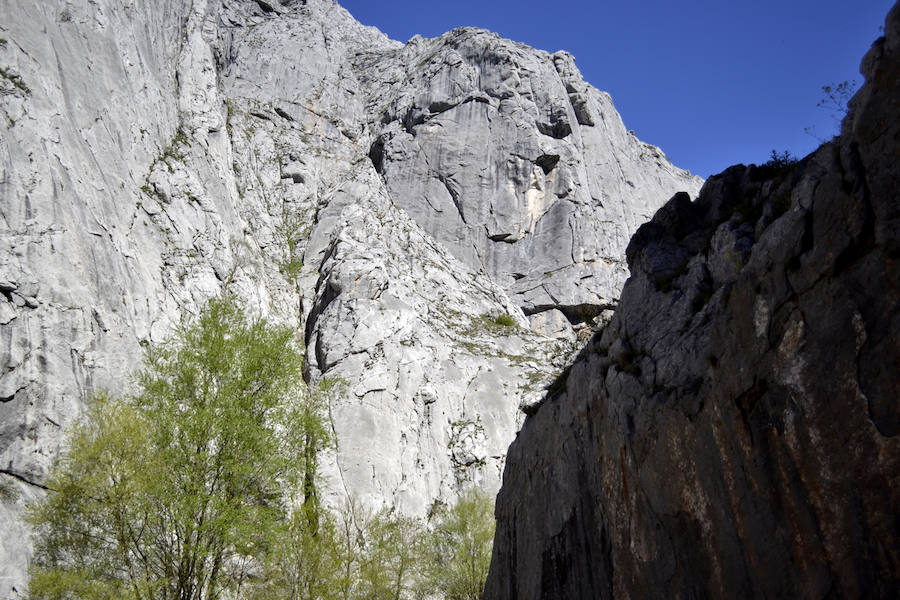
[357,510,422,600]
[249,506,345,600]
[763,149,798,170]
[27,393,154,600]
[27,296,312,600]
[296,378,343,524]
[418,488,496,600]
[248,379,344,600]
[256,497,425,600]
[330,500,365,600]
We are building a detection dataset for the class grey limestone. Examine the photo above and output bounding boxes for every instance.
[0,1,701,595]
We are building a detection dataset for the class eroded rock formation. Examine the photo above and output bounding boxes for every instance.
[486,5,900,598]
[0,0,700,594]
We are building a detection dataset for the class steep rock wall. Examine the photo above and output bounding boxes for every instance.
[358,30,701,338]
[0,0,701,594]
[486,5,900,598]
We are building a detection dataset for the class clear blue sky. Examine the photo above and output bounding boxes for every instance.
[339,1,893,179]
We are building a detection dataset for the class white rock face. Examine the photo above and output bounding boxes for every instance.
[359,30,702,321]
[0,0,701,594]
[302,166,572,515]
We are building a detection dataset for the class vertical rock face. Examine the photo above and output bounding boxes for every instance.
[357,31,700,330]
[0,0,700,594]
[486,5,900,599]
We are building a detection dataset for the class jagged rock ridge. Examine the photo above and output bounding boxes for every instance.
[485,4,900,598]
[354,29,700,332]
[0,0,700,595]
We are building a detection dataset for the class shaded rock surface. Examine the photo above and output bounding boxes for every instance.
[486,5,900,599]
[0,0,700,594]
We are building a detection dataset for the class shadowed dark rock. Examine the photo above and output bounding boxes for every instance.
[486,4,900,598]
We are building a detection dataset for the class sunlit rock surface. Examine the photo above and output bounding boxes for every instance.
[0,1,701,593]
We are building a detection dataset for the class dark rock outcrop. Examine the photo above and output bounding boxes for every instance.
[485,4,900,598]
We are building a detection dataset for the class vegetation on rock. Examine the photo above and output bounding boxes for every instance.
[764,149,798,170]
[27,297,311,599]
[25,296,496,600]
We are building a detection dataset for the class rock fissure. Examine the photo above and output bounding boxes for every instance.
[0,468,49,490]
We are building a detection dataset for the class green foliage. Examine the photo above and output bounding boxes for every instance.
[491,314,517,328]
[26,567,127,600]
[26,298,499,600]
[250,506,347,600]
[27,296,313,600]
[276,207,311,284]
[419,488,496,600]
[141,129,192,200]
[0,477,18,503]
[358,510,422,600]
[225,99,236,135]
[255,500,422,600]
[463,312,519,338]
[27,393,157,600]
[150,130,189,176]
[0,67,30,94]
[295,378,343,518]
[252,489,495,600]
[246,377,344,600]
[170,129,190,152]
[280,257,305,281]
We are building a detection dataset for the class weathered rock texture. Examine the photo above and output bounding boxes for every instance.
[0,0,700,594]
[486,5,900,598]
[355,31,699,329]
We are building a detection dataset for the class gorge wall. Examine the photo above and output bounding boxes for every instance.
[486,4,900,598]
[0,0,701,594]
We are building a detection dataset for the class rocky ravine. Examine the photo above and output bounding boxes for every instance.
[486,4,899,599]
[0,0,700,594]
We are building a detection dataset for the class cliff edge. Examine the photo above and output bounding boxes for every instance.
[486,4,899,598]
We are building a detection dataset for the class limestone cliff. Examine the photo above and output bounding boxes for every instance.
[0,0,700,594]
[486,4,900,598]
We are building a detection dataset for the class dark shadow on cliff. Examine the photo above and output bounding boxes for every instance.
[485,3,900,598]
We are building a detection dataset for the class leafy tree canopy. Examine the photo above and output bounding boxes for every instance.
[27,296,313,600]
[26,296,498,600]
[419,488,496,600]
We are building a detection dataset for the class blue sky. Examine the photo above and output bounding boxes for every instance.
[339,1,893,179]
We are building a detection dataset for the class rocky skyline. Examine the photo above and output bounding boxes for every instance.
[486,3,900,596]
[0,1,699,595]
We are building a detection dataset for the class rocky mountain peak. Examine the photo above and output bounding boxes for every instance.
[0,0,700,595]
